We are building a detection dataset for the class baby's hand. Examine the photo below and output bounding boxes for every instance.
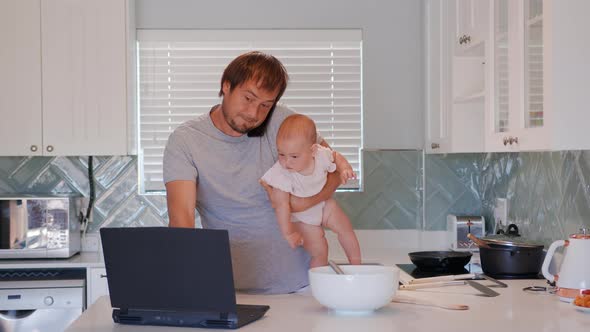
[333,151,356,185]
[337,163,356,185]
[285,232,304,249]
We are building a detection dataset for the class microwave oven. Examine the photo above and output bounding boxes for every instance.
[0,196,82,259]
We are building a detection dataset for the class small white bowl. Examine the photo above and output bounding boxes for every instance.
[308,265,399,315]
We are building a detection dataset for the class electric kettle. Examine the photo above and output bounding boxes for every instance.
[541,228,590,302]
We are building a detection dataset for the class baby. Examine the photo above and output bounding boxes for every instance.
[260,114,361,268]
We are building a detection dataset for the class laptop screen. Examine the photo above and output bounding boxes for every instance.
[100,227,237,313]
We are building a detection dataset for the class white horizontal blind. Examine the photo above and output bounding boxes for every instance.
[138,30,363,193]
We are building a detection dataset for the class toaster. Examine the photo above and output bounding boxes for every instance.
[447,214,485,251]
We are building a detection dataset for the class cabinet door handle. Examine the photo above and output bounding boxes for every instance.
[30,145,38,152]
[509,136,519,145]
[46,145,54,152]
[503,137,509,146]
[431,143,440,149]
[100,274,107,278]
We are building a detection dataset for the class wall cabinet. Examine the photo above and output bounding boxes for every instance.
[427,0,590,153]
[426,0,485,153]
[87,267,109,307]
[0,0,135,156]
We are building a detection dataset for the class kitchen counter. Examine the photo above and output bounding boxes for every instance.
[0,252,104,269]
[65,235,589,332]
[67,279,589,332]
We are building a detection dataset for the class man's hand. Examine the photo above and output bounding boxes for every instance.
[259,179,276,208]
[284,231,304,249]
[333,151,356,185]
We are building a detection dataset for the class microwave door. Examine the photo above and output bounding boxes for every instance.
[0,200,27,249]
[26,199,48,249]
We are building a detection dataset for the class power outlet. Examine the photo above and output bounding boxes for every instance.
[82,233,100,252]
[494,198,508,232]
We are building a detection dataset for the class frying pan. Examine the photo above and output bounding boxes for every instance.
[408,251,472,271]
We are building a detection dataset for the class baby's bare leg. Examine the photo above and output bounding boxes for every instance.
[321,199,361,265]
[294,222,328,268]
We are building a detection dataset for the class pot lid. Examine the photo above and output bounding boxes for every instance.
[570,228,590,239]
[481,235,544,248]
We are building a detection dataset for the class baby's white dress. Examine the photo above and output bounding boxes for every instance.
[261,145,336,226]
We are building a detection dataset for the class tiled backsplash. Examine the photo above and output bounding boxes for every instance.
[1,150,589,244]
[426,151,590,244]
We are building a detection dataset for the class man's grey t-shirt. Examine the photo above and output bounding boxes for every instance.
[163,104,311,294]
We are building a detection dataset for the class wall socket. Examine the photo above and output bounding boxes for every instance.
[494,198,508,232]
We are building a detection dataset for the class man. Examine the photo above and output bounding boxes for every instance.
[163,51,351,294]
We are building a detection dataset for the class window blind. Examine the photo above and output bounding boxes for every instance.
[137,30,363,193]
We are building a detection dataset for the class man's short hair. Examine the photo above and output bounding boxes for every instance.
[219,51,289,137]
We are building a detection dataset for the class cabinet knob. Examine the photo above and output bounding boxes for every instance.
[431,143,440,149]
[46,145,54,152]
[503,137,509,146]
[30,145,38,152]
[509,136,519,145]
[465,35,471,44]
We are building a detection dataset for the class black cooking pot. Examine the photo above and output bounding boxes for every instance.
[408,251,472,272]
[478,224,545,277]
[479,246,545,277]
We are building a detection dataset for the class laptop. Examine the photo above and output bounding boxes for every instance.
[99,227,270,329]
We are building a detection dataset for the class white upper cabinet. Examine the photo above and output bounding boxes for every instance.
[0,0,43,156]
[0,0,135,156]
[486,0,546,151]
[455,0,489,56]
[428,0,590,153]
[426,0,486,153]
[425,0,452,153]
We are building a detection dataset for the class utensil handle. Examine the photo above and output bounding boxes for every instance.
[328,260,345,275]
[392,296,469,310]
[400,280,466,290]
[541,239,566,283]
[408,274,475,284]
[467,233,491,248]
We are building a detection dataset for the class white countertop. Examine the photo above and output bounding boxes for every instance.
[64,231,590,332]
[66,279,590,332]
[0,252,104,269]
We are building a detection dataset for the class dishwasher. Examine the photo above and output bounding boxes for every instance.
[0,268,85,332]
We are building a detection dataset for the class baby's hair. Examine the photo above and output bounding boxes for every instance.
[277,114,317,145]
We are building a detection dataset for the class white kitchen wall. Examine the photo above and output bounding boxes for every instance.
[135,0,425,149]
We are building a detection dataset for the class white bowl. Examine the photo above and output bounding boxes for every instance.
[308,265,399,315]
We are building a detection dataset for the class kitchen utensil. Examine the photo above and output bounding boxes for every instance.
[467,233,491,249]
[474,225,545,277]
[479,246,544,277]
[466,280,500,297]
[407,272,508,288]
[541,228,590,302]
[399,280,466,290]
[392,295,469,310]
[480,224,544,249]
[477,273,508,288]
[328,260,345,275]
[308,265,400,314]
[408,251,472,272]
[408,273,475,284]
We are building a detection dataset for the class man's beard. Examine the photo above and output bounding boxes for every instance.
[221,107,258,134]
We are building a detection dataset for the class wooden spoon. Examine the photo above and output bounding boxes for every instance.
[467,233,491,249]
[392,295,469,310]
